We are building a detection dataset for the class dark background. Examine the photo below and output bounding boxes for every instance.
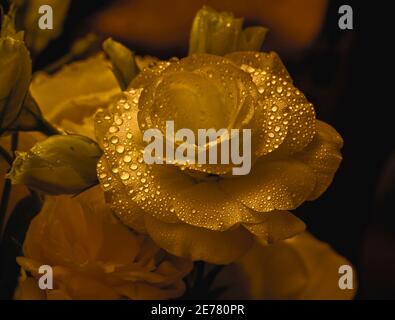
[1,0,393,299]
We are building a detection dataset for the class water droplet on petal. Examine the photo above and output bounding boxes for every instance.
[123,155,132,163]
[116,146,125,153]
[120,172,130,180]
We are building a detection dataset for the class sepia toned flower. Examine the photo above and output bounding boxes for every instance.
[8,134,102,195]
[215,232,356,300]
[0,2,362,302]
[14,187,192,300]
[95,51,343,264]
[30,54,121,139]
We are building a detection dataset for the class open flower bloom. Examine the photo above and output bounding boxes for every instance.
[14,187,192,300]
[214,232,356,299]
[95,52,343,264]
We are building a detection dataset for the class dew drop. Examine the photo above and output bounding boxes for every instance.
[109,126,119,133]
[120,172,130,180]
[123,155,132,163]
[116,145,125,153]
[110,136,119,144]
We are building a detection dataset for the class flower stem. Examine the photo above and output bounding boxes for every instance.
[0,146,12,166]
[39,118,62,136]
[0,180,12,239]
[0,133,18,239]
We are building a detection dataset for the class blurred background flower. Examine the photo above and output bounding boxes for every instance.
[30,54,120,139]
[215,233,355,300]
[14,187,192,300]
[90,0,328,56]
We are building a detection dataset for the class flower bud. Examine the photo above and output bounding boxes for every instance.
[189,6,268,56]
[7,135,102,195]
[102,38,138,90]
[0,34,32,132]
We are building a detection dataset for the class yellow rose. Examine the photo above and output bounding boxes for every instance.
[215,233,356,300]
[14,187,192,300]
[95,52,343,264]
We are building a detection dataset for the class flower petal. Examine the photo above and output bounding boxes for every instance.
[220,158,316,212]
[226,51,316,156]
[135,54,259,176]
[31,54,120,122]
[173,181,266,231]
[225,51,291,82]
[98,149,194,224]
[219,232,356,300]
[131,60,172,89]
[243,211,305,245]
[14,274,45,300]
[293,120,343,200]
[144,215,253,264]
[96,88,195,224]
[16,186,191,300]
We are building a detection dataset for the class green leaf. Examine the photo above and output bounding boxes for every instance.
[102,38,138,90]
[0,195,42,299]
[189,6,268,56]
